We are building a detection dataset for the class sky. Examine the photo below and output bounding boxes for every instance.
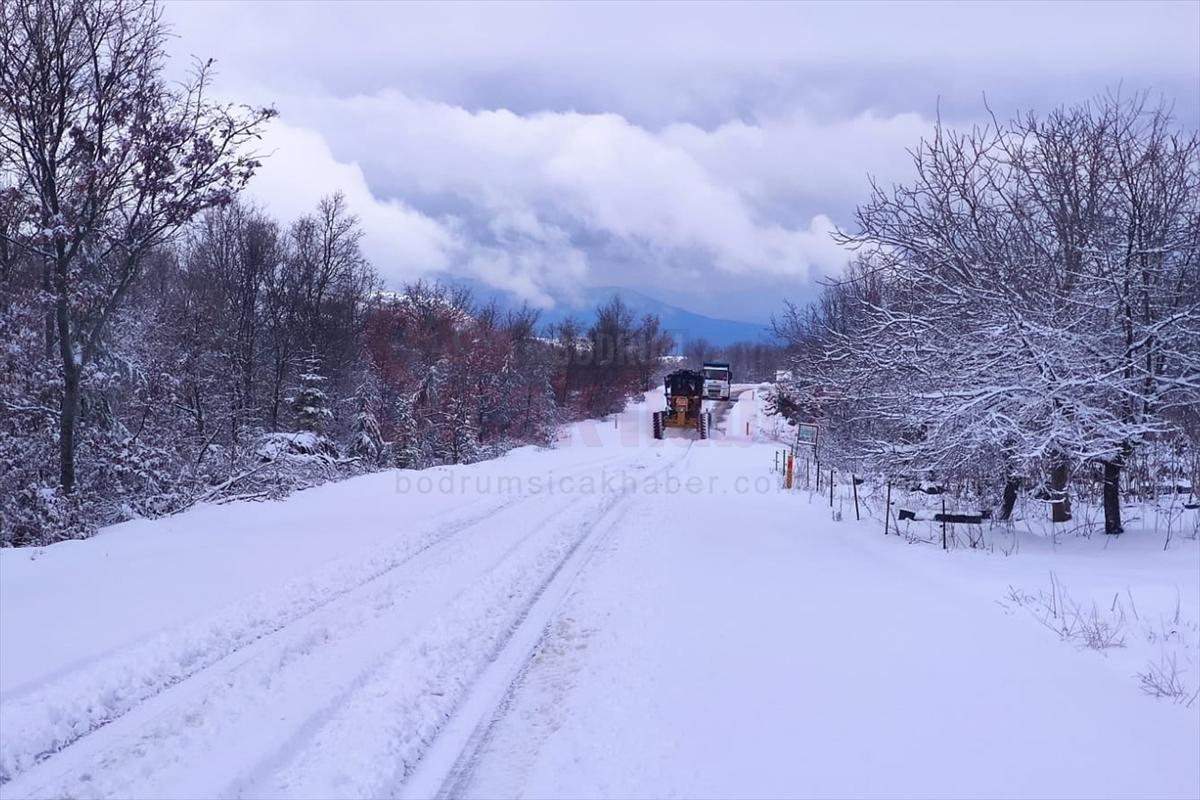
[162,0,1200,323]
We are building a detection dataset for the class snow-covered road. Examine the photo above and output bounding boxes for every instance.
[2,388,1197,799]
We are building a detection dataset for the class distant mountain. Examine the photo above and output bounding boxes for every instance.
[447,279,772,348]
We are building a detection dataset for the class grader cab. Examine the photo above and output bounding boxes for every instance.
[652,370,712,440]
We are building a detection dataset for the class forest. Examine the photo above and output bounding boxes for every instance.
[0,181,694,545]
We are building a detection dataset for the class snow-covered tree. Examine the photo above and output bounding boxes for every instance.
[290,359,333,434]
[780,93,1199,534]
[390,395,421,469]
[349,387,385,464]
[0,0,274,495]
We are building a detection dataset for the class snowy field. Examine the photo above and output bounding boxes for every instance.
[1,388,1197,799]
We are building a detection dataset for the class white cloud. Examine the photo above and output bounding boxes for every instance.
[235,95,946,304]
[660,111,932,210]
[261,93,924,298]
[244,122,458,284]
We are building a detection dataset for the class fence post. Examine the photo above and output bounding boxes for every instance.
[852,475,860,521]
[884,482,891,535]
[775,450,779,473]
[941,497,947,550]
[829,469,835,507]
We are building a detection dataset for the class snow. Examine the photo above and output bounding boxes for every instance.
[254,430,334,458]
[1,388,1197,798]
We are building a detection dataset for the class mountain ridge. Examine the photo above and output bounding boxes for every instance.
[444,279,773,348]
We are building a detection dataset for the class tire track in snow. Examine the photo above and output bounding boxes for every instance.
[417,501,638,800]
[0,496,511,788]
[393,443,693,800]
[0,453,643,796]
[217,453,653,800]
[420,428,718,799]
[0,451,630,792]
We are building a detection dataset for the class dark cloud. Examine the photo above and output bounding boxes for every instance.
[163,0,1200,321]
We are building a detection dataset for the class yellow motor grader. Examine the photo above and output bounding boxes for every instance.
[652,369,712,440]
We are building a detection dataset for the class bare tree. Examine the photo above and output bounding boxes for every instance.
[0,0,274,493]
[634,313,674,390]
[682,336,715,369]
[783,93,1199,532]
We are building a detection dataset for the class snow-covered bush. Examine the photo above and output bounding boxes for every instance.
[254,431,339,461]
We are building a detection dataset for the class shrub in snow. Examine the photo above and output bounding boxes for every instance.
[254,432,338,461]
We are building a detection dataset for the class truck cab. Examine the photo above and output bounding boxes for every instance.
[701,361,732,401]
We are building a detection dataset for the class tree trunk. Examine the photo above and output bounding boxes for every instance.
[43,256,55,361]
[998,476,1021,521]
[59,362,80,495]
[52,238,81,495]
[56,293,79,494]
[1102,459,1123,535]
[241,343,255,422]
[270,355,285,431]
[1049,455,1072,523]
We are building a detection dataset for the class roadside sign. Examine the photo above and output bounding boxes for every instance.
[797,423,818,448]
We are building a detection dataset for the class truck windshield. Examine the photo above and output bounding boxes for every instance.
[703,369,728,380]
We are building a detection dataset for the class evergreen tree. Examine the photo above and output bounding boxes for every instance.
[349,395,384,464]
[290,357,332,433]
[390,395,421,469]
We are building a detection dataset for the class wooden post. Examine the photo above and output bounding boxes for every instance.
[816,461,821,492]
[829,469,835,507]
[785,453,794,490]
[746,421,750,435]
[774,450,779,472]
[941,497,947,550]
[852,475,860,520]
[884,482,891,535]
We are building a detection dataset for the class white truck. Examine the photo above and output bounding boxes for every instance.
[702,361,732,401]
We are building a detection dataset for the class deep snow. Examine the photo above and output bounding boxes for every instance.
[1,388,1197,799]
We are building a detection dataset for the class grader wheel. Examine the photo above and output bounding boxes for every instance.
[652,411,664,440]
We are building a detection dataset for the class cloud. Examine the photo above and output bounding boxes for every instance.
[260,93,925,299]
[237,94,943,306]
[166,2,1199,129]
[244,122,458,284]
[164,0,1198,318]
[659,111,932,213]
